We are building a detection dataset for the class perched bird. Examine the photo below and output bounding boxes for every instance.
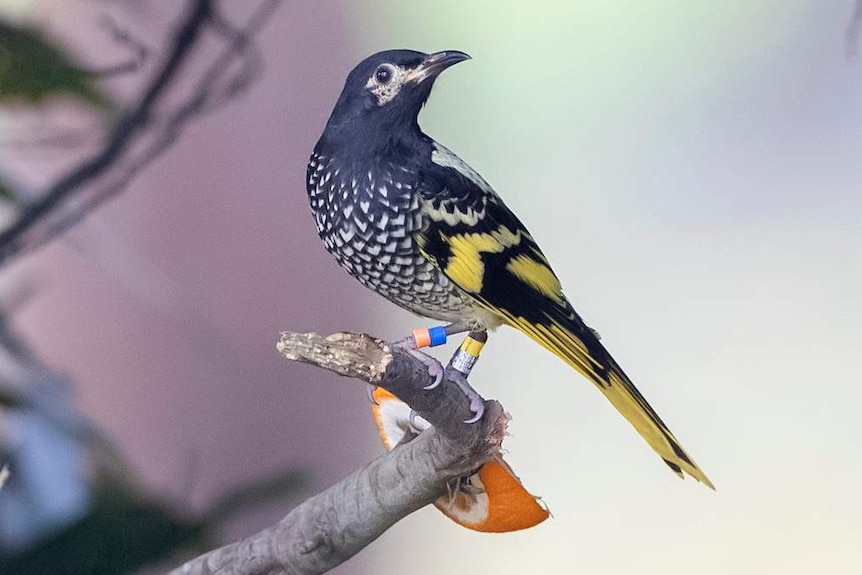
[306,49,712,488]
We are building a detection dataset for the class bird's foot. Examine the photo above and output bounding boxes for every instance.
[391,339,445,389]
[394,326,488,423]
[445,367,485,424]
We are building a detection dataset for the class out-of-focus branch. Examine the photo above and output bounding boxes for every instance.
[168,332,506,575]
[848,0,862,58]
[0,0,283,266]
[89,15,150,78]
[0,0,211,260]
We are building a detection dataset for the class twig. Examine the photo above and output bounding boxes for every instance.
[89,15,150,77]
[0,0,212,262]
[0,0,283,266]
[44,0,279,242]
[168,332,506,575]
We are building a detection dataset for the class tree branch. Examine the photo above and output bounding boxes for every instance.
[167,332,506,575]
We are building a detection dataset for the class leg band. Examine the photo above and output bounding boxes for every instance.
[451,332,487,376]
[412,326,449,348]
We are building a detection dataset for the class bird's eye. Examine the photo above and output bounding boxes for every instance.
[375,65,393,84]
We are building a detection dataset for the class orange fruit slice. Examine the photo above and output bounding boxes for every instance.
[370,388,549,532]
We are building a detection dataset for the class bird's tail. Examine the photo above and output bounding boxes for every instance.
[505,310,714,489]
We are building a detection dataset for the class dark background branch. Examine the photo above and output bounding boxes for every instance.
[0,0,283,267]
[0,0,211,262]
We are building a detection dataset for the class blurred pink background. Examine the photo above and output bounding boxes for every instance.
[7,4,384,568]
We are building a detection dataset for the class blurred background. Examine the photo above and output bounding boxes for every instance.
[0,0,860,573]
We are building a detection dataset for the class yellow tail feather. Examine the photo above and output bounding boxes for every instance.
[507,314,714,489]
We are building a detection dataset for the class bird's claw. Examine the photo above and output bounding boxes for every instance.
[392,339,444,389]
[422,359,444,389]
[408,409,430,434]
[463,398,485,424]
[409,349,444,389]
[446,368,485,424]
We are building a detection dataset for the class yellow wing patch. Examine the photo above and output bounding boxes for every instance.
[505,254,565,305]
[441,227,524,294]
[444,233,500,293]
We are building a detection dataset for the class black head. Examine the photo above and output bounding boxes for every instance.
[321,49,470,148]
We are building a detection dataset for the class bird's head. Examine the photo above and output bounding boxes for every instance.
[323,49,470,144]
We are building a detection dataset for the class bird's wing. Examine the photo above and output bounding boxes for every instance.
[416,143,713,488]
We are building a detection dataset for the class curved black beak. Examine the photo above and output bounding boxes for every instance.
[411,50,471,83]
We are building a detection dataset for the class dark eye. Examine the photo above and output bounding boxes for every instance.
[375,66,392,84]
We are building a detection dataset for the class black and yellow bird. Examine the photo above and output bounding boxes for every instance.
[306,49,712,488]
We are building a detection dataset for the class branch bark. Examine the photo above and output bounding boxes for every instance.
[167,332,506,575]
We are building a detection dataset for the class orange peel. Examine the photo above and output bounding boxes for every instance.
[370,388,549,532]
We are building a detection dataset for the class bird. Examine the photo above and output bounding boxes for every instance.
[306,49,713,488]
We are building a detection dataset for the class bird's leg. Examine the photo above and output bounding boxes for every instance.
[391,320,472,349]
[391,321,473,389]
[443,320,474,338]
[446,330,488,424]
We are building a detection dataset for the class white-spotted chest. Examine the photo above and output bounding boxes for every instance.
[306,151,472,320]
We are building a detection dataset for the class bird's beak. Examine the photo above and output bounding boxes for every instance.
[409,50,471,84]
